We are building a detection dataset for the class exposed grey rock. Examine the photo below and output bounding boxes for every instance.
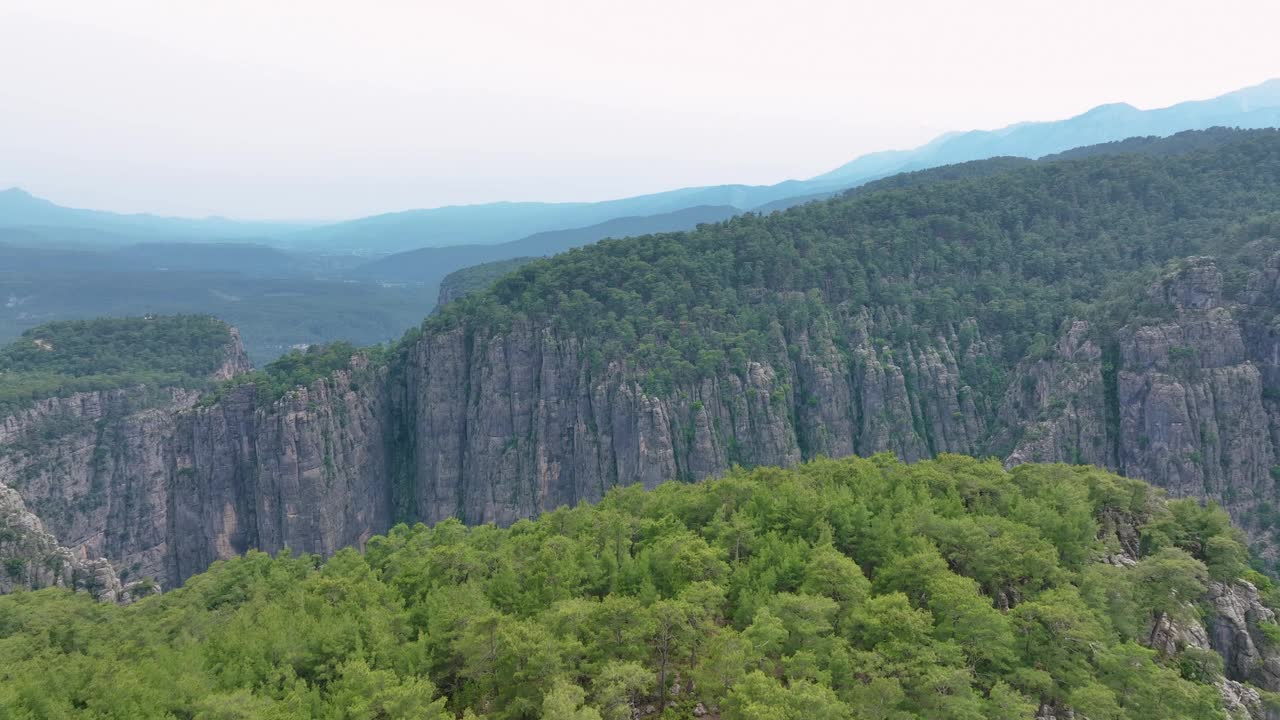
[1035,704,1075,720]
[0,386,200,589]
[1147,609,1212,656]
[212,326,253,381]
[996,319,1110,468]
[0,479,122,601]
[1206,581,1280,691]
[1002,258,1280,556]
[1219,679,1266,720]
[1218,678,1280,720]
[169,363,395,586]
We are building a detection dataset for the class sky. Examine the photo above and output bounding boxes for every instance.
[2,0,1280,221]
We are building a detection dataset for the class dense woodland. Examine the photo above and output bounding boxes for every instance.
[0,316,233,414]
[0,455,1267,719]
[428,129,1280,402]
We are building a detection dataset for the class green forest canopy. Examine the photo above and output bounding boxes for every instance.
[426,129,1280,400]
[0,455,1271,719]
[0,315,233,414]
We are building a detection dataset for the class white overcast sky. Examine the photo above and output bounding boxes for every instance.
[2,0,1279,220]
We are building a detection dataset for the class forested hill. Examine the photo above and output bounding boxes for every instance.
[433,127,1280,369]
[405,129,1280,556]
[3,456,1278,719]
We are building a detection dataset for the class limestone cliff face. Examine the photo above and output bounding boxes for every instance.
[0,337,395,589]
[0,480,122,601]
[995,320,1111,469]
[0,387,197,588]
[211,327,254,380]
[168,361,394,585]
[402,307,993,526]
[1000,256,1280,553]
[1141,580,1280,720]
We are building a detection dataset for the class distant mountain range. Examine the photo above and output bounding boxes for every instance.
[348,204,743,285]
[0,188,313,244]
[3,78,1279,257]
[814,78,1280,183]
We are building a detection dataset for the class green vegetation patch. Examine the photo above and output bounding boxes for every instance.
[199,341,385,407]
[0,455,1261,719]
[427,131,1280,402]
[0,315,232,414]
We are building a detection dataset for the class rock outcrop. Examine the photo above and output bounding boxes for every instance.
[0,386,198,588]
[1206,580,1280,692]
[1142,581,1280,720]
[0,479,123,601]
[1001,256,1280,555]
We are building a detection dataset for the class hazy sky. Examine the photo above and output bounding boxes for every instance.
[2,0,1279,220]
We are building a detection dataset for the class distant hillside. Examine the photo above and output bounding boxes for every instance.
[0,269,433,364]
[434,257,538,308]
[0,188,311,243]
[281,184,837,253]
[349,204,742,285]
[287,80,1280,254]
[110,242,300,276]
[0,240,302,276]
[1041,126,1273,161]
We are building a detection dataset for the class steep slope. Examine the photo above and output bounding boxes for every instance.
[0,480,124,601]
[394,131,1280,531]
[997,254,1280,557]
[0,317,251,591]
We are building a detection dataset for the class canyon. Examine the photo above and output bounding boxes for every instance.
[3,253,1279,594]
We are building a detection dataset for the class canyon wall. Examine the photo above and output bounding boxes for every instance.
[4,254,1280,591]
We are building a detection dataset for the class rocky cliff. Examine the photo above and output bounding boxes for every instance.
[400,304,994,527]
[0,386,197,591]
[4,254,1280,594]
[0,292,1004,588]
[0,480,122,601]
[0,358,394,590]
[167,358,395,584]
[1000,255,1280,557]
